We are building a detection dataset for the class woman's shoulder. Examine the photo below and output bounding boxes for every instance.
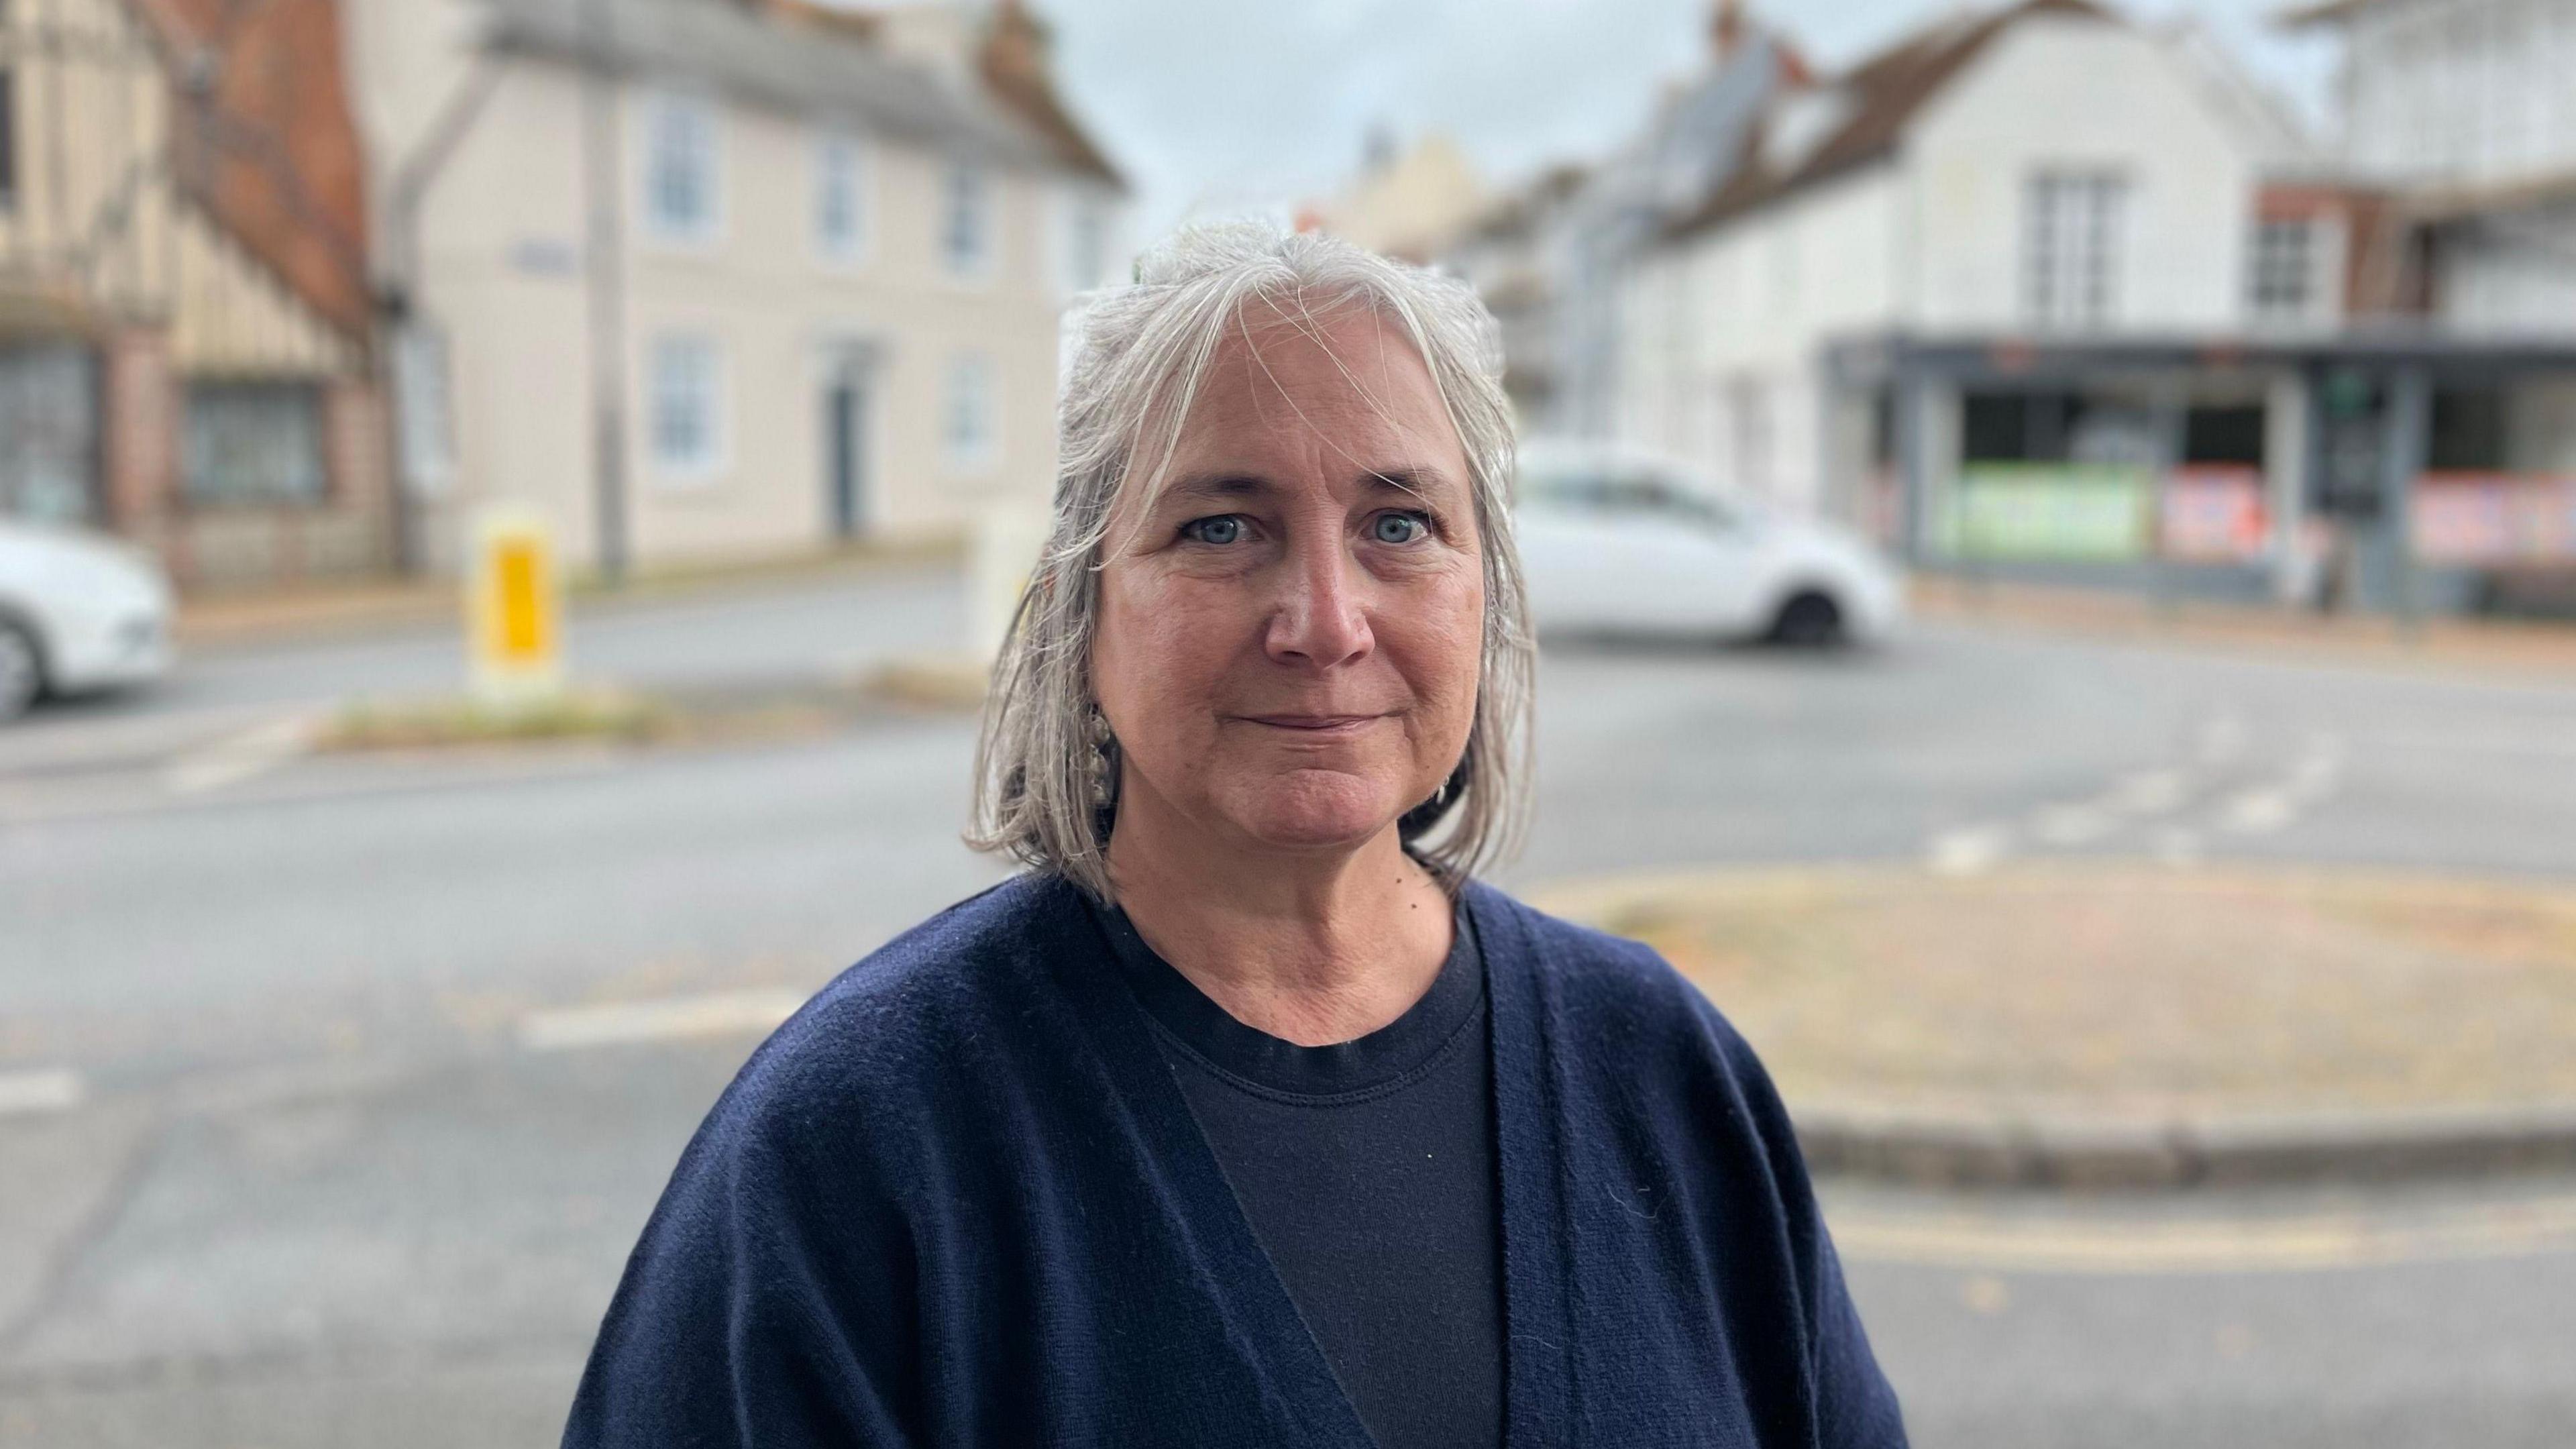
[1463,879,1765,1068]
[698,873,1087,1155]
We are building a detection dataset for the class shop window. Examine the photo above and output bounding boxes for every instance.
[2184,405,2266,466]
[184,382,326,505]
[1963,391,2088,462]
[2429,386,2509,470]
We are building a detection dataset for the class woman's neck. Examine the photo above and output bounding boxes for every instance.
[1104,804,1454,1049]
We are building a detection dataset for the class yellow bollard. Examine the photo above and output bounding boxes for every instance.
[469,504,565,708]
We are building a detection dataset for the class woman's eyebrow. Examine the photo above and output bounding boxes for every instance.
[1159,473,1275,508]
[1363,467,1459,502]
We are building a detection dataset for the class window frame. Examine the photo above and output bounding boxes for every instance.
[941,160,994,281]
[813,129,871,266]
[2021,170,2127,330]
[2249,217,2315,321]
[942,352,999,473]
[181,380,329,508]
[639,91,723,248]
[646,332,729,484]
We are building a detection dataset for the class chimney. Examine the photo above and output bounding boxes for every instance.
[1711,0,1746,60]
[980,0,1050,93]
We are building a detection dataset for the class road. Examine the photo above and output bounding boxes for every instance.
[5,567,2575,1446]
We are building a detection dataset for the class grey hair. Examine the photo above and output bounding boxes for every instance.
[965,221,1536,904]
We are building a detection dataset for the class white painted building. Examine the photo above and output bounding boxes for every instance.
[1617,0,2310,525]
[340,0,1125,576]
[2292,0,2576,337]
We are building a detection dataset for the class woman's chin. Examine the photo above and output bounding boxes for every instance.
[1219,773,1408,853]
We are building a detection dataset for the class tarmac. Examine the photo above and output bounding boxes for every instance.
[1531,863,2576,1189]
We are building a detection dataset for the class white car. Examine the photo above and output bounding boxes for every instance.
[1513,443,1904,647]
[0,519,175,719]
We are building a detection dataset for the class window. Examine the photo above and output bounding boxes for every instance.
[2022,172,2125,329]
[943,354,996,470]
[942,162,991,278]
[2249,219,2313,320]
[649,335,724,479]
[2429,387,2509,470]
[1061,193,1106,294]
[643,95,720,243]
[183,383,326,504]
[394,325,453,494]
[814,133,869,262]
[0,66,15,212]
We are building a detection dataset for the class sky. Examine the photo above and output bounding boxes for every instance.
[1036,0,2346,243]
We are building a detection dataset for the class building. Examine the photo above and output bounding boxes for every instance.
[341,0,1125,577]
[0,0,394,590]
[1444,0,1808,440]
[2286,0,2576,610]
[1297,132,1487,266]
[1610,0,2576,614]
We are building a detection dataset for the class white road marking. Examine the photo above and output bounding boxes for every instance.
[164,716,315,796]
[518,988,810,1052]
[1927,825,2011,876]
[2216,733,2345,836]
[0,1067,85,1116]
[1831,1193,2576,1275]
[2286,733,2345,804]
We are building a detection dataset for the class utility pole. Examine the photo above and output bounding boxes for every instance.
[579,0,631,586]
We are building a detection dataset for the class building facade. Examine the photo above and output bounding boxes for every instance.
[341,0,1124,578]
[1605,0,2576,615]
[1,0,392,590]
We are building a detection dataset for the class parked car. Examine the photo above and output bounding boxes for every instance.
[0,519,174,719]
[1513,442,1904,647]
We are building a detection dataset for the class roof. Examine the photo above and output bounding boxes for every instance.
[977,0,1124,188]
[1664,0,2115,244]
[484,0,1061,172]
[131,0,374,337]
[2275,0,2392,27]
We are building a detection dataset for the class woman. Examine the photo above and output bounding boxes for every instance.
[565,224,1905,1448]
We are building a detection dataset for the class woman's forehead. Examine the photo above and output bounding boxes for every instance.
[1167,307,1464,472]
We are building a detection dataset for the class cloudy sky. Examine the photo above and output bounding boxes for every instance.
[1038,0,2345,241]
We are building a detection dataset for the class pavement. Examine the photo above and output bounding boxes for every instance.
[11,566,2576,1444]
[1909,572,2576,682]
[1533,862,2576,1186]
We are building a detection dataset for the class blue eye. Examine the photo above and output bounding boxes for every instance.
[1373,512,1429,544]
[1181,515,1245,545]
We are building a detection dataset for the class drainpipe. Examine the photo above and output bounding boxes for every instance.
[378,50,504,574]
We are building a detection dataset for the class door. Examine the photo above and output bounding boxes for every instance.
[824,368,871,540]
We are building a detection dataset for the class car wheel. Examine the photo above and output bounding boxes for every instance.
[0,619,43,720]
[1767,590,1845,649]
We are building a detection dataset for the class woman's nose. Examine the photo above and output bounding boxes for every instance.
[1265,538,1374,669]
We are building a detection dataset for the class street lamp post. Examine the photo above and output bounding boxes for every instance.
[578,0,631,587]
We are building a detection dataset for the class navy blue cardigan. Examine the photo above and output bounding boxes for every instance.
[564,873,1906,1447]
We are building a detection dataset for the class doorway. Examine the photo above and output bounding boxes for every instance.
[824,363,875,539]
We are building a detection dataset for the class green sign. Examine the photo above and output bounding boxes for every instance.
[1937,464,2153,561]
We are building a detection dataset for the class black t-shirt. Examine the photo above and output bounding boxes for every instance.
[1088,898,1505,1449]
